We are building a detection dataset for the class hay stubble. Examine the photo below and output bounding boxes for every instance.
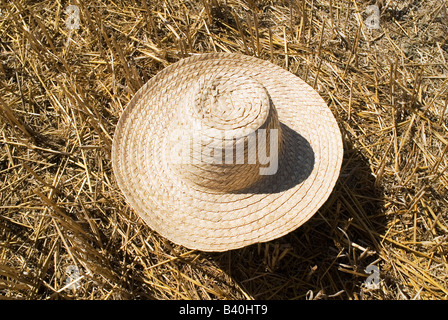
[0,0,447,299]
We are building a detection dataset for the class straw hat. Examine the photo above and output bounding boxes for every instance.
[112,53,343,252]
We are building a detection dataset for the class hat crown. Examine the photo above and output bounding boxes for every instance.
[192,75,269,136]
[167,74,282,192]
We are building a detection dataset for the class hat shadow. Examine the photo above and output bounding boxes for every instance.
[234,122,315,195]
[196,136,387,300]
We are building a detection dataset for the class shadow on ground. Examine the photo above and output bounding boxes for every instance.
[200,138,387,299]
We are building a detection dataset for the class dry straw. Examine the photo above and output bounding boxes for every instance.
[112,52,343,251]
[1,0,447,300]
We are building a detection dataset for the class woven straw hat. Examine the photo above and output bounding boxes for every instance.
[112,53,343,252]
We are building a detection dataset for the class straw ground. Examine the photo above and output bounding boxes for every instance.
[1,0,447,299]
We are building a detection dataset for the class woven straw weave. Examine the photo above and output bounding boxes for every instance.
[112,53,343,252]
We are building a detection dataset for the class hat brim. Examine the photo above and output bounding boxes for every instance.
[112,53,343,252]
